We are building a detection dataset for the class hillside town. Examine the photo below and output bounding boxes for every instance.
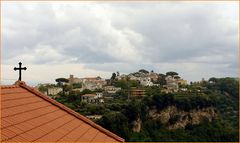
[34,69,239,142]
[36,69,189,103]
[2,1,238,142]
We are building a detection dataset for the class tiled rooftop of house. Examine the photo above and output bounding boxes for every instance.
[0,81,124,142]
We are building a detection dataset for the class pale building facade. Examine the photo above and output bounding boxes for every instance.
[47,87,62,95]
[104,86,121,94]
[68,75,106,91]
[81,93,104,103]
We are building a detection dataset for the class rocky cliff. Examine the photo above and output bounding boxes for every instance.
[149,106,217,129]
[132,106,217,132]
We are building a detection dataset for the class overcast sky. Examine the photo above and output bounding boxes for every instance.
[2,1,239,86]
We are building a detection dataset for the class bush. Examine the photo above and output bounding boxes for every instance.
[97,112,130,140]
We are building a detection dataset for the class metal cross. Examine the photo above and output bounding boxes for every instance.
[14,62,27,81]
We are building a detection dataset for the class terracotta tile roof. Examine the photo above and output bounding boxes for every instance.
[1,81,125,142]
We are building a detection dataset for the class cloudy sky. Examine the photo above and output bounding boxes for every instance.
[2,1,239,86]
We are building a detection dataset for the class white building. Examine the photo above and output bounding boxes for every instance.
[47,87,62,95]
[81,93,104,103]
[104,86,121,94]
[69,75,106,91]
[128,74,139,81]
[82,80,105,91]
[165,75,179,92]
[139,77,154,86]
[68,75,83,85]
[116,74,127,80]
[96,92,103,98]
[148,72,159,82]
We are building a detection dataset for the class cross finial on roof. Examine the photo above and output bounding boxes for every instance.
[14,62,27,81]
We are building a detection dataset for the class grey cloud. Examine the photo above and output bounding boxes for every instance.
[2,2,238,82]
[122,4,237,63]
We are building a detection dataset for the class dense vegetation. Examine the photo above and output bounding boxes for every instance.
[53,77,239,142]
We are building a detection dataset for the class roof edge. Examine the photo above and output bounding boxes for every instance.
[16,81,125,142]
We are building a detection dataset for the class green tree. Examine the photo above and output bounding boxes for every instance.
[111,73,116,80]
[166,71,178,77]
[151,93,174,110]
[55,78,69,96]
[145,86,161,96]
[116,71,120,76]
[217,77,239,98]
[38,85,48,94]
[72,83,82,88]
[158,73,166,86]
[124,100,141,121]
[114,80,128,89]
[97,112,130,140]
[55,78,69,85]
[139,69,149,74]
[129,132,152,142]
[110,73,117,85]
[81,89,93,95]
[115,90,128,99]
[208,77,217,83]
[175,75,181,79]
[189,119,238,141]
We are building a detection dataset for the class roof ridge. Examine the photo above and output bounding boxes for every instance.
[17,81,124,142]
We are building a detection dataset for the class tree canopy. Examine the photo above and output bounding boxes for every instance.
[139,69,149,74]
[111,73,116,80]
[166,71,178,77]
[55,78,69,84]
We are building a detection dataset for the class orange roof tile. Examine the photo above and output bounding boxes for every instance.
[1,81,124,142]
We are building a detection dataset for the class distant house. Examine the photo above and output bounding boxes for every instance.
[36,84,62,97]
[46,87,62,95]
[180,88,188,91]
[86,115,103,121]
[116,74,128,80]
[81,93,104,103]
[68,74,83,85]
[177,79,188,85]
[68,75,106,91]
[82,80,106,91]
[139,77,153,86]
[128,74,139,81]
[148,72,159,82]
[129,88,145,97]
[165,75,179,92]
[165,75,188,92]
[96,92,103,98]
[104,86,121,94]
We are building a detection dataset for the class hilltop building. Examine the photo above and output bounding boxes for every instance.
[165,75,188,92]
[139,77,153,86]
[81,92,104,103]
[116,74,128,80]
[68,74,83,85]
[46,87,62,95]
[129,88,145,97]
[165,75,179,92]
[104,86,121,94]
[116,71,160,87]
[68,75,106,91]
[35,84,62,97]
[149,71,159,82]
[177,79,188,85]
